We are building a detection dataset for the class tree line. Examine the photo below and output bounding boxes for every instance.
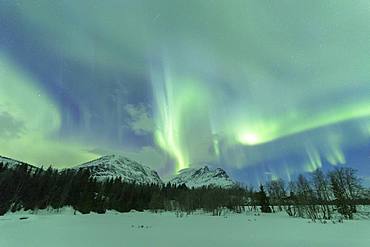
[250,167,369,220]
[0,163,245,216]
[0,162,369,220]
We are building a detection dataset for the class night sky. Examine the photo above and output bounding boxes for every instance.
[0,0,370,184]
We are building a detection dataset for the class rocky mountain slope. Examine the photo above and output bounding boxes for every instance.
[74,154,163,185]
[1,154,239,188]
[0,155,37,170]
[168,166,236,188]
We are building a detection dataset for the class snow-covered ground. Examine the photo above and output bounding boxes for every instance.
[1,209,370,247]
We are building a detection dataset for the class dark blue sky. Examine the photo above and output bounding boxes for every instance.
[0,0,369,184]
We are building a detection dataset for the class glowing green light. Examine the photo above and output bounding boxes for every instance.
[324,134,346,166]
[213,137,221,157]
[0,54,98,167]
[152,64,211,171]
[237,132,260,145]
[235,99,370,146]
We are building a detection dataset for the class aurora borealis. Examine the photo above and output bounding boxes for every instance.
[0,0,370,183]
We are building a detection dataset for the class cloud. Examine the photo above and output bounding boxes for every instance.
[1,1,370,180]
[124,104,154,135]
[0,111,24,138]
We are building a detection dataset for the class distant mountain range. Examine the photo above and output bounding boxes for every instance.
[0,154,238,188]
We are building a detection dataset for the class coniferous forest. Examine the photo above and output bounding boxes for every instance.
[0,162,369,221]
[0,163,245,216]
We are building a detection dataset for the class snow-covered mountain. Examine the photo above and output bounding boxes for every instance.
[74,155,163,185]
[0,155,37,170]
[1,154,237,189]
[168,166,237,188]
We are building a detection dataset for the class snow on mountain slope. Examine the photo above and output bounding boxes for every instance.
[74,155,163,185]
[168,166,237,188]
[0,155,37,170]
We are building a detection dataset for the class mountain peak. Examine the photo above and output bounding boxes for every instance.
[169,165,236,189]
[75,155,163,185]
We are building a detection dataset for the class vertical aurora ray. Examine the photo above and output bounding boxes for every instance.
[152,82,187,171]
[1,0,370,181]
[304,143,323,172]
[151,64,188,172]
[324,133,346,166]
[150,61,212,172]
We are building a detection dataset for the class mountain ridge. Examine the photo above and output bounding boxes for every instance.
[0,155,38,170]
[168,165,237,188]
[74,154,164,185]
[0,154,239,188]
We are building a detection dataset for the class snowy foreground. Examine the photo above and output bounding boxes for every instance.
[1,208,370,247]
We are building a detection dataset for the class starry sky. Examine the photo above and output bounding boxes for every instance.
[0,0,370,184]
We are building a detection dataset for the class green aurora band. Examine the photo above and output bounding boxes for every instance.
[0,54,98,166]
[0,1,370,179]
